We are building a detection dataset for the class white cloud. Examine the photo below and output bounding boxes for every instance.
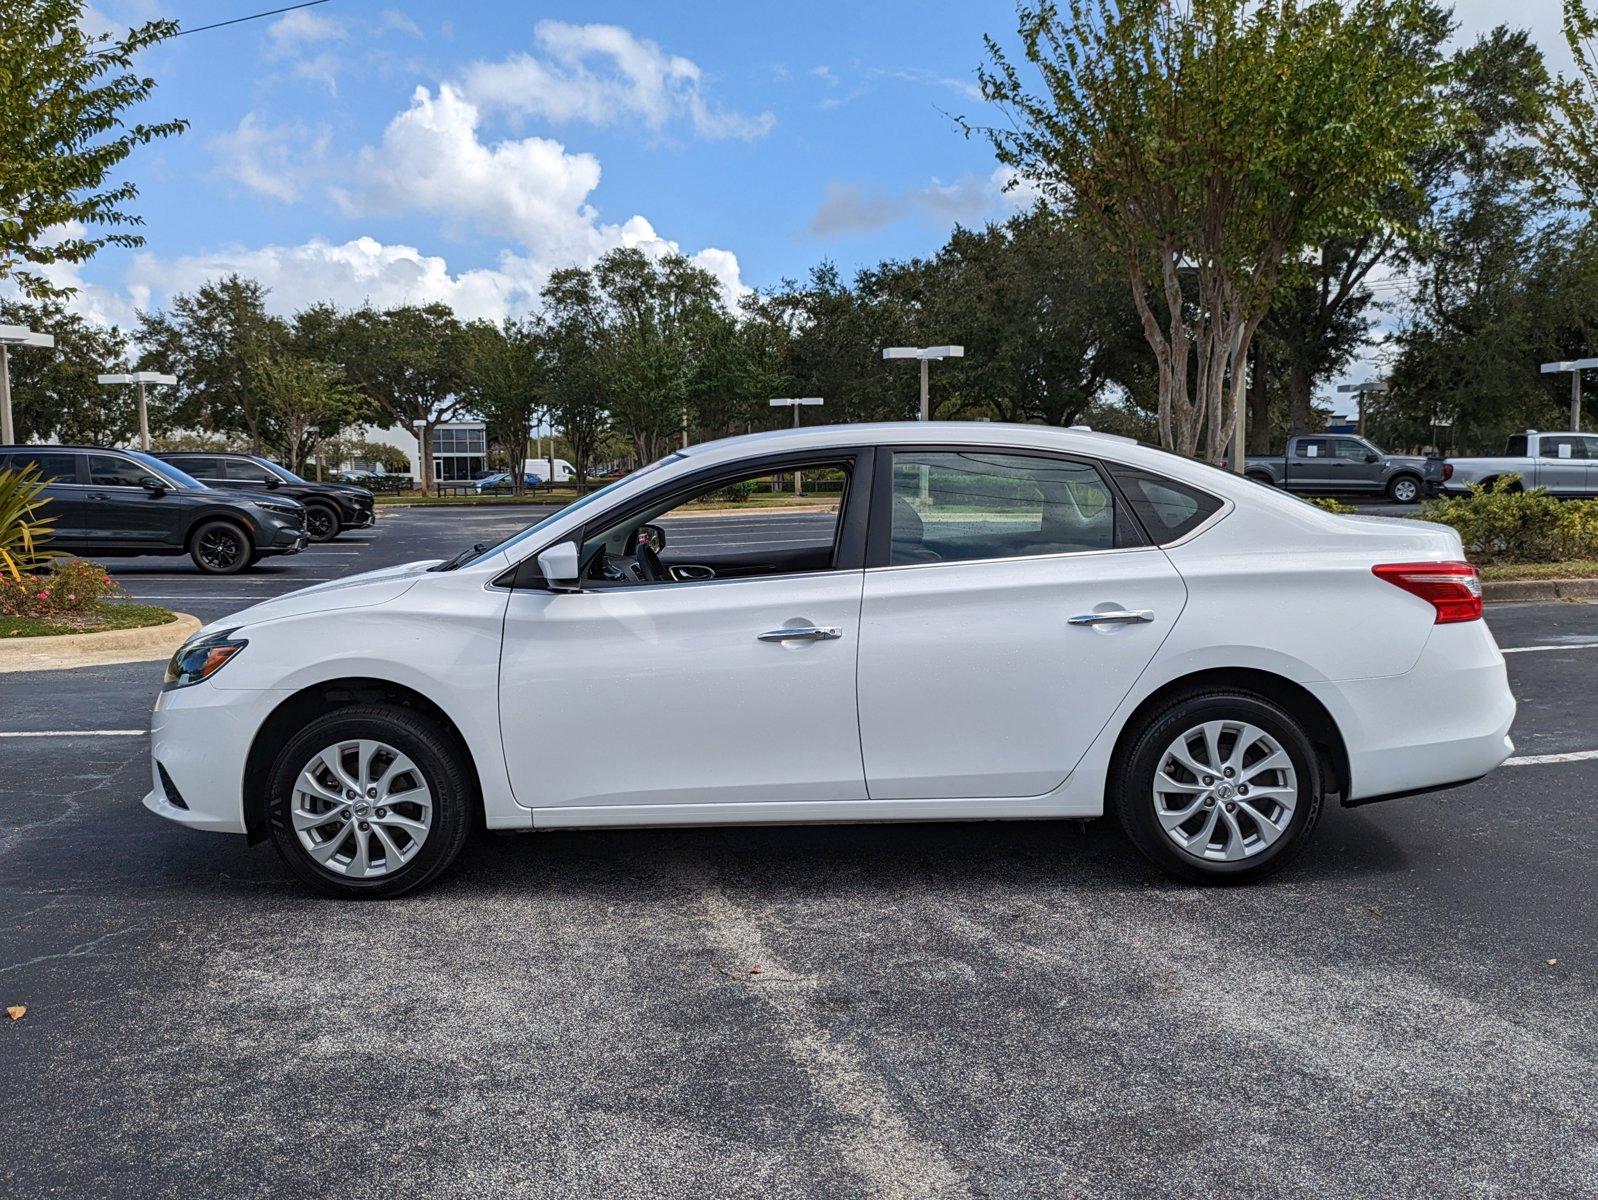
[808,168,1019,237]
[463,20,774,140]
[268,7,346,52]
[209,114,330,203]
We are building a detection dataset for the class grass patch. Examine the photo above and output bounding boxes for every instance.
[0,601,174,639]
[1479,560,1598,581]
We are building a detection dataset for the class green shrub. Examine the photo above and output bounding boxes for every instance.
[1418,475,1598,564]
[0,466,55,580]
[1309,496,1357,514]
[716,479,760,502]
[0,558,126,618]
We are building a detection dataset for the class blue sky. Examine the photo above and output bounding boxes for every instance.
[63,0,1036,326]
[61,1,1571,404]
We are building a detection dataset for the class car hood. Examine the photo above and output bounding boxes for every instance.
[199,559,440,635]
[198,486,303,509]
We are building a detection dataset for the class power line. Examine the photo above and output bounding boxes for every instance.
[170,0,331,40]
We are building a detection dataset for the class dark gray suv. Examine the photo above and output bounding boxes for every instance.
[0,445,309,574]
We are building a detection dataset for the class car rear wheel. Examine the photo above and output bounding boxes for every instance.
[266,704,473,899]
[1386,475,1421,504]
[189,519,253,575]
[304,501,341,542]
[1113,691,1323,883]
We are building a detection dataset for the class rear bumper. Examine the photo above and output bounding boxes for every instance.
[1309,620,1515,803]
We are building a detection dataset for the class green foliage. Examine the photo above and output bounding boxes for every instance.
[341,438,410,474]
[0,556,123,617]
[1419,477,1598,563]
[251,353,364,471]
[714,479,760,503]
[977,0,1459,458]
[0,1,185,300]
[463,318,550,495]
[0,465,55,580]
[1308,496,1357,514]
[1543,1,1598,206]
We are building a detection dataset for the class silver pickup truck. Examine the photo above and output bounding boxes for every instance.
[1244,434,1446,504]
[1444,431,1598,497]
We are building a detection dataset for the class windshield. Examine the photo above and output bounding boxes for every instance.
[258,456,306,483]
[129,450,205,490]
[460,455,684,568]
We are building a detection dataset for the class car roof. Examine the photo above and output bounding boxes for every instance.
[0,444,144,453]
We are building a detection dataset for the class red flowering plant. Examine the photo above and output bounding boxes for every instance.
[0,558,126,618]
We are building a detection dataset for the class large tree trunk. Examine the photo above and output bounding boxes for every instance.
[1288,361,1315,432]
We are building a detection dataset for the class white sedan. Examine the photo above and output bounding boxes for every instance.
[145,423,1515,898]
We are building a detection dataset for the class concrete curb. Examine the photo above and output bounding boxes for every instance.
[0,613,201,674]
[1483,578,1598,604]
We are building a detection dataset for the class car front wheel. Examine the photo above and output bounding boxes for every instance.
[189,520,253,575]
[266,704,473,899]
[1113,691,1324,884]
[304,502,341,542]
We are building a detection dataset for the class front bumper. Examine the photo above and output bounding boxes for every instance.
[144,680,286,834]
[259,526,309,555]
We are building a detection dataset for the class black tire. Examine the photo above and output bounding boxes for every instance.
[266,704,473,899]
[189,519,254,575]
[1386,474,1422,504]
[1245,472,1275,488]
[1112,690,1324,884]
[304,501,341,543]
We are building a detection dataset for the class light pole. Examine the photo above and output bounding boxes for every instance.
[882,345,964,421]
[412,418,428,495]
[769,397,823,494]
[1336,380,1388,438]
[97,371,176,452]
[1541,358,1598,430]
[1,325,57,445]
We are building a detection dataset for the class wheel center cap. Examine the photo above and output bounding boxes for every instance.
[353,802,370,818]
[1215,782,1235,800]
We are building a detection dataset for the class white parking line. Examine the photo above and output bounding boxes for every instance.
[0,730,144,738]
[1503,749,1598,766]
[1501,641,1598,654]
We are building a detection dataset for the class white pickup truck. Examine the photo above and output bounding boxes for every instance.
[1444,431,1598,497]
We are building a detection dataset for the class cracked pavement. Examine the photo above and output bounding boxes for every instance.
[2,509,1595,1198]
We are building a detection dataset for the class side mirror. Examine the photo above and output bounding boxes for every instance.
[536,542,583,592]
[140,476,168,497]
[1365,453,1381,463]
[635,522,667,552]
[266,476,282,489]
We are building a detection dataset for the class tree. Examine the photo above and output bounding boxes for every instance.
[1544,1,1598,205]
[136,276,287,450]
[978,0,1458,460]
[0,1,185,300]
[331,304,470,495]
[0,297,136,442]
[541,266,614,483]
[251,354,363,472]
[463,318,548,495]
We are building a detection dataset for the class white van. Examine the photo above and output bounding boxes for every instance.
[523,458,575,483]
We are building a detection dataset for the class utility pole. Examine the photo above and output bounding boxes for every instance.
[1,325,57,444]
[97,371,176,452]
[882,345,965,421]
[1336,380,1388,441]
[1541,358,1598,429]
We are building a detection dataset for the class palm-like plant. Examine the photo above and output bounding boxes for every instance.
[0,466,56,580]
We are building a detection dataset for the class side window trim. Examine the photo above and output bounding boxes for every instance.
[864,444,1145,570]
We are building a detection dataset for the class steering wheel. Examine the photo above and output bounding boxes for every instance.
[634,541,668,583]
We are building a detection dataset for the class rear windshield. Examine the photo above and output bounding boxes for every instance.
[1107,465,1224,544]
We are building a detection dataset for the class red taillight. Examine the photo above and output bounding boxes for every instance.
[1372,561,1482,623]
[1442,463,1454,481]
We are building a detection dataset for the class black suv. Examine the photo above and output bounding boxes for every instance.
[0,445,309,575]
[158,453,375,542]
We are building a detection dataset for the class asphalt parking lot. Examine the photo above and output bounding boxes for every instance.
[4,504,1595,1199]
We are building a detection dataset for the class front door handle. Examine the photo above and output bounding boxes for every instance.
[1068,610,1154,626]
[758,626,842,642]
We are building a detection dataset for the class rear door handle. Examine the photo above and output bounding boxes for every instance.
[758,626,842,642]
[1068,610,1154,626]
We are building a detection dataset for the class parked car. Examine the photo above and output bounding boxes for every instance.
[524,457,576,483]
[158,453,375,542]
[144,422,1514,898]
[474,471,545,493]
[0,444,308,574]
[1244,434,1447,503]
[1442,431,1598,496]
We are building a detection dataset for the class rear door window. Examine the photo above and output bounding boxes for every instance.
[89,454,147,487]
[176,456,222,477]
[225,459,278,484]
[8,452,80,482]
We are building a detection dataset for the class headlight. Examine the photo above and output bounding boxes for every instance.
[164,629,248,689]
[261,502,301,517]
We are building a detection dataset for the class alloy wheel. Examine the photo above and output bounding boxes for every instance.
[1392,478,1418,502]
[197,527,245,571]
[306,507,337,540]
[291,739,434,878]
[1152,720,1298,863]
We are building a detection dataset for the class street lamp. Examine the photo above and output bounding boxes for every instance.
[882,345,964,421]
[769,397,823,494]
[1541,358,1598,429]
[1336,380,1388,437]
[97,372,177,452]
[412,418,428,495]
[0,325,57,445]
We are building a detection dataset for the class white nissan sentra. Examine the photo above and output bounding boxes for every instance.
[145,423,1516,898]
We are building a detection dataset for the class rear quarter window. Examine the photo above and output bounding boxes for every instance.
[1107,466,1224,544]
